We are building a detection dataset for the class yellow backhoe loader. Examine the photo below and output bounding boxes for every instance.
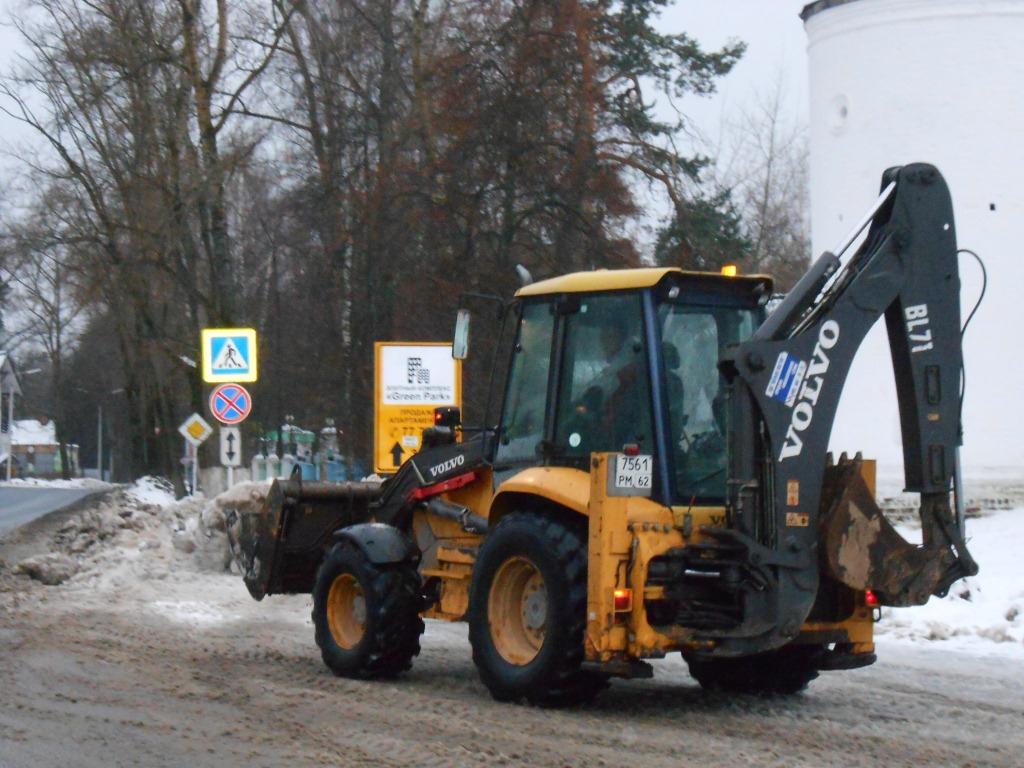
[228,163,977,704]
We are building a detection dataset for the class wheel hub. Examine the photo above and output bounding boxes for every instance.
[352,594,366,625]
[522,584,547,630]
[326,573,366,650]
[488,556,548,665]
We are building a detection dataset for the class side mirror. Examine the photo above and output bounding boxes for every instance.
[453,308,471,360]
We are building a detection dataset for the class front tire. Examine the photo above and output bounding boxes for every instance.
[468,512,606,706]
[312,542,424,679]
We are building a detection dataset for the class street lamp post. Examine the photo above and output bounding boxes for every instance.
[5,389,11,481]
[97,403,103,482]
[75,386,122,481]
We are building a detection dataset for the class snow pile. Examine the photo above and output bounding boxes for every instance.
[10,483,239,588]
[15,552,79,585]
[213,480,271,513]
[124,475,177,508]
[877,507,1024,656]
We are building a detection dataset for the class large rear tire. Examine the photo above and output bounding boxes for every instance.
[685,644,823,695]
[312,542,424,679]
[468,512,606,706]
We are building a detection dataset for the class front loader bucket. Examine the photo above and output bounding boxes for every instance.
[819,457,977,607]
[226,479,382,600]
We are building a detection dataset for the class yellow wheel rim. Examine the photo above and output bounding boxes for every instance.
[326,573,366,649]
[488,556,547,665]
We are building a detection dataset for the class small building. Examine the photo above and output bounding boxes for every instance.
[8,418,80,478]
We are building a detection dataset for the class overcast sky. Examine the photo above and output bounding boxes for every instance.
[657,0,810,139]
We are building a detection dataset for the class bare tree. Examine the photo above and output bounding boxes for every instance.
[705,75,811,289]
[0,190,86,477]
[177,0,292,323]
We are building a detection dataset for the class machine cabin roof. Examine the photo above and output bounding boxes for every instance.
[514,267,773,299]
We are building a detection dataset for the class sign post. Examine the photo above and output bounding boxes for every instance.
[373,342,461,474]
[219,426,242,487]
[199,327,257,491]
[178,413,213,496]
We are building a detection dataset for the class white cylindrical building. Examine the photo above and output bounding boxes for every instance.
[802,0,1024,484]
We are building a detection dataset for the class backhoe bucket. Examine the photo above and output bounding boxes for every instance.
[226,479,382,600]
[819,457,977,607]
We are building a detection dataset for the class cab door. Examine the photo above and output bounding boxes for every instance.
[492,300,556,481]
[549,292,655,467]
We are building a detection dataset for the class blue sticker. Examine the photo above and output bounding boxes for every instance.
[765,352,807,407]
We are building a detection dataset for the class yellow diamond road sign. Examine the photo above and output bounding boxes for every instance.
[201,327,258,383]
[374,342,461,474]
[178,413,214,446]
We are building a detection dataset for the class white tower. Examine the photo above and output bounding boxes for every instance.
[802,0,1024,482]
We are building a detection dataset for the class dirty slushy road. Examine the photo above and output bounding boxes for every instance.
[3,582,1021,767]
[0,492,1021,768]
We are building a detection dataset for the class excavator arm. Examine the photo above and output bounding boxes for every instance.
[712,163,978,655]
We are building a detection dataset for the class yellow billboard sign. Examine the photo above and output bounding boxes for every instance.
[374,342,461,474]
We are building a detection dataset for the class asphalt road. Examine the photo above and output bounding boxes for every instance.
[0,487,98,536]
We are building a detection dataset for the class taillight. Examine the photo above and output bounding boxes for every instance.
[613,588,633,612]
[865,589,879,607]
[433,406,461,428]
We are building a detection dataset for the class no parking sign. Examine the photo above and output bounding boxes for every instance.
[209,383,253,425]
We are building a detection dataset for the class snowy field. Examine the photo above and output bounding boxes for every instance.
[879,510,1024,656]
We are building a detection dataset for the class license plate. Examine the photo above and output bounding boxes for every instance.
[610,454,653,496]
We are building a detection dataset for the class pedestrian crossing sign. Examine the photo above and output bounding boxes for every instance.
[201,328,258,383]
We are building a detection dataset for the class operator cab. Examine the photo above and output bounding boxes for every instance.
[489,268,771,505]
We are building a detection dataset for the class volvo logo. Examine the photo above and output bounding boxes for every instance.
[428,454,465,478]
[779,320,840,461]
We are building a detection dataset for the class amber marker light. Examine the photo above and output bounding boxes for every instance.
[721,264,738,277]
[613,589,633,612]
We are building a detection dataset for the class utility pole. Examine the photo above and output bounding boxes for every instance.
[6,387,13,481]
[97,403,103,482]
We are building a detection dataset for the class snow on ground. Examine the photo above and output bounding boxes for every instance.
[6,474,1024,660]
[876,506,1024,657]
